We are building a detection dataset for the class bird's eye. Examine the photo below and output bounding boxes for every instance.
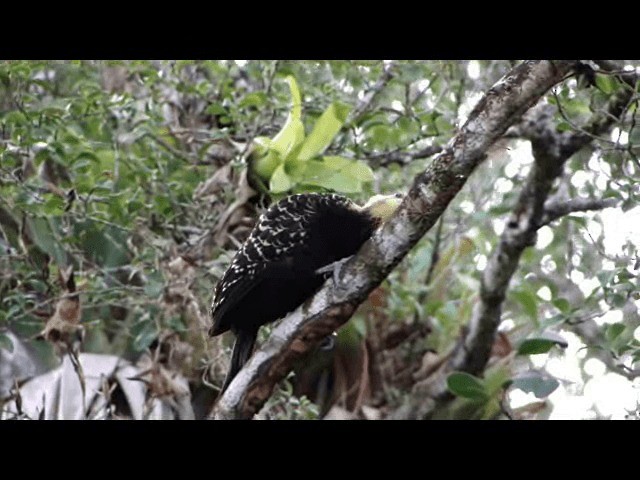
[394,193,402,199]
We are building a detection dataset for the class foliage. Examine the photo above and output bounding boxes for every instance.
[1,60,639,419]
[250,76,374,196]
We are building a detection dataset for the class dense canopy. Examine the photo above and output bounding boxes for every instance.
[1,60,639,420]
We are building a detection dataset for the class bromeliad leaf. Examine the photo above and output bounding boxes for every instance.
[253,150,282,180]
[253,136,273,156]
[250,76,372,195]
[298,102,351,161]
[286,75,302,120]
[322,156,374,182]
[271,118,305,158]
[294,160,360,193]
[271,76,305,157]
[270,164,294,193]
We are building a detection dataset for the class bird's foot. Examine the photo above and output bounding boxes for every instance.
[315,256,352,286]
[319,331,338,351]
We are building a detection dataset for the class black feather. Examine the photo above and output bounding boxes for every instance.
[210,193,378,393]
[220,329,258,394]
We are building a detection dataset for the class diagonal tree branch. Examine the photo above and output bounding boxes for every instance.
[350,61,397,122]
[365,144,443,167]
[211,61,577,420]
[390,61,637,420]
[540,197,618,226]
[569,303,640,381]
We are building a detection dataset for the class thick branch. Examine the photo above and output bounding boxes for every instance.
[392,61,637,419]
[212,61,576,420]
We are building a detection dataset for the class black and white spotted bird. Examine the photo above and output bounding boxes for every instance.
[209,192,402,394]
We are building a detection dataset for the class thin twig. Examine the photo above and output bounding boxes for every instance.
[212,61,578,420]
[351,61,397,123]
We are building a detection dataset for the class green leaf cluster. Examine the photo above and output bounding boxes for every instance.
[250,76,374,195]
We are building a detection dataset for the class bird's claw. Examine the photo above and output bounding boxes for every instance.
[319,331,338,351]
[315,256,352,286]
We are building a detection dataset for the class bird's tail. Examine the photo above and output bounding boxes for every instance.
[220,329,258,396]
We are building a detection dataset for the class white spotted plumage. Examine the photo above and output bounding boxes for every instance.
[209,193,357,320]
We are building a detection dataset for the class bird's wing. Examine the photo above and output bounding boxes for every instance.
[210,195,336,334]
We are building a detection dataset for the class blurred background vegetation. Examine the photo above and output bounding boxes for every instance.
[1,60,639,419]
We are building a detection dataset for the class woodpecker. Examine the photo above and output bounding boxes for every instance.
[209,192,402,394]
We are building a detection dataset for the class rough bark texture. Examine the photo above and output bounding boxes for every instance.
[211,60,577,420]
[389,61,637,420]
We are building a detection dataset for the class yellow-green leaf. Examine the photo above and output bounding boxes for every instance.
[298,102,351,161]
[271,118,305,157]
[299,160,362,193]
[270,164,293,193]
[322,155,351,169]
[252,150,282,180]
[271,76,305,157]
[322,156,374,182]
[252,136,272,156]
[286,76,302,121]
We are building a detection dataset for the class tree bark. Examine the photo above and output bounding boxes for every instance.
[390,60,637,419]
[211,60,577,420]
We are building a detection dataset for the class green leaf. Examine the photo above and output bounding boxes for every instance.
[205,103,228,116]
[610,293,627,308]
[298,160,362,193]
[252,150,282,180]
[595,74,616,95]
[597,270,616,287]
[143,273,164,297]
[271,118,305,158]
[42,195,65,216]
[552,298,571,314]
[566,215,588,228]
[323,156,374,182]
[541,313,569,329]
[509,372,559,399]
[285,75,302,120]
[512,289,538,322]
[297,102,351,161]
[446,372,488,401]
[0,333,14,353]
[252,136,272,157]
[605,323,626,343]
[270,164,293,193]
[271,76,305,157]
[239,92,267,109]
[517,333,568,355]
[132,319,157,352]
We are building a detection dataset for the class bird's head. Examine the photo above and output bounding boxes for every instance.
[360,193,403,222]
